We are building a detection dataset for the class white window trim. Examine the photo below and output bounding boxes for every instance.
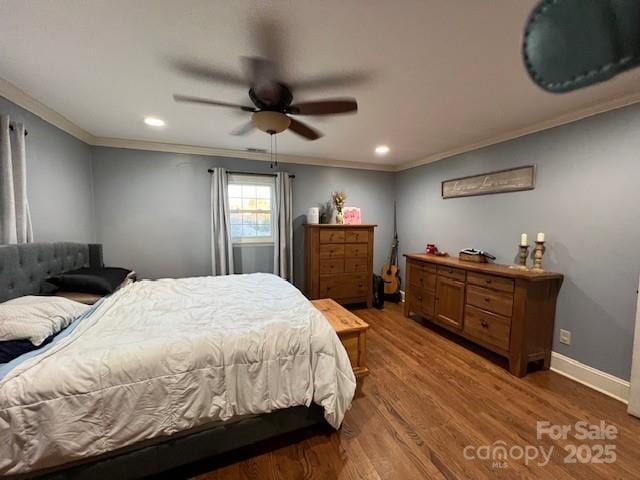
[228,174,276,245]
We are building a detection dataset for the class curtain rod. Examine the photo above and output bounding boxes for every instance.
[8,124,28,136]
[208,169,295,178]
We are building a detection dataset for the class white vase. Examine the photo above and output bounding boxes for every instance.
[336,210,344,224]
[307,207,319,224]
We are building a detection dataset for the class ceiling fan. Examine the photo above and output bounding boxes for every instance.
[171,20,364,141]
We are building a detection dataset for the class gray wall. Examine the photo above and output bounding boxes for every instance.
[91,147,396,291]
[396,103,640,380]
[0,96,94,243]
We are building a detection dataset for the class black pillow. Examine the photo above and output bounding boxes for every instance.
[48,267,132,295]
[0,335,54,364]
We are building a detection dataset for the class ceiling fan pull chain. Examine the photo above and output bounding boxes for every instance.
[274,133,278,168]
[269,132,274,169]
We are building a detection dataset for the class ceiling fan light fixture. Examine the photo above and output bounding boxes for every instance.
[252,111,291,134]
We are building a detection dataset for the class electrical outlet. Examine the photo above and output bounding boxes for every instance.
[559,329,571,345]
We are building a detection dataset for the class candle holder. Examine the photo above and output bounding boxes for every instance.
[518,244,530,268]
[509,244,530,270]
[533,240,546,271]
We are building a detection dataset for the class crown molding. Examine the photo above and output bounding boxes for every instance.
[0,77,94,144]
[397,90,640,171]
[91,137,396,171]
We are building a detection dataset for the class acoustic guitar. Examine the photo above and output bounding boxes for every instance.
[381,203,400,295]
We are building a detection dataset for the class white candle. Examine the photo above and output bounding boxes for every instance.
[537,232,545,242]
[520,233,528,246]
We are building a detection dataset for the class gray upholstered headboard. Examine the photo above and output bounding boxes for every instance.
[0,242,103,302]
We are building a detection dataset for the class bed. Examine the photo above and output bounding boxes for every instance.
[0,243,356,478]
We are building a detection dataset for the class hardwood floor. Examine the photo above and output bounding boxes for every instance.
[173,303,640,479]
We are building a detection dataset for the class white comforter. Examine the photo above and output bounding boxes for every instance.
[0,274,356,475]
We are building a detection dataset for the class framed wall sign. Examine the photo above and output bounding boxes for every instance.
[442,165,535,199]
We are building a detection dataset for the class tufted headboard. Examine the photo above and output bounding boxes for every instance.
[0,242,103,303]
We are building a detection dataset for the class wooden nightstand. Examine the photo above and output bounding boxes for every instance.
[312,298,369,382]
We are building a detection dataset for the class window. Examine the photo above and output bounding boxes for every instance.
[228,174,275,244]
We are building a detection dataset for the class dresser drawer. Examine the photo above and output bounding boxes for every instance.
[437,265,466,282]
[320,229,345,243]
[467,271,514,293]
[409,267,436,291]
[319,274,368,299]
[319,258,345,274]
[407,259,436,272]
[345,229,369,243]
[345,243,368,258]
[464,305,511,352]
[466,285,513,317]
[319,244,345,258]
[408,285,435,318]
[345,257,368,273]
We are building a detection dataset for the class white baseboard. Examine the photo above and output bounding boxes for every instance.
[550,352,630,404]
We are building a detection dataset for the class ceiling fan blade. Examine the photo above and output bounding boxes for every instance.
[231,121,256,136]
[291,71,372,91]
[169,59,247,87]
[252,18,285,67]
[173,94,255,112]
[288,118,323,140]
[287,98,358,116]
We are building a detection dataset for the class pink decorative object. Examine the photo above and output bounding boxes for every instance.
[343,207,361,225]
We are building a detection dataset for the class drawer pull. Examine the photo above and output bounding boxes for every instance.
[485,279,492,284]
[417,296,423,300]
[484,297,491,303]
[480,320,489,328]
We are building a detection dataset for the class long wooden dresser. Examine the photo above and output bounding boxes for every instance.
[404,253,563,377]
[304,224,376,307]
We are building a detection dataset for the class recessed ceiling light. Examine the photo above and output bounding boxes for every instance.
[375,145,390,156]
[144,117,165,127]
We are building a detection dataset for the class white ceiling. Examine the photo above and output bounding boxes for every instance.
[1,0,640,169]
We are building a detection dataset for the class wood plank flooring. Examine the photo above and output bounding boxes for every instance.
[171,303,640,480]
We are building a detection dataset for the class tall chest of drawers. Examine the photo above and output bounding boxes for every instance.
[404,253,563,377]
[304,224,376,307]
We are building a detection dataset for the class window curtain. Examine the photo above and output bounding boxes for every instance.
[0,115,33,244]
[628,276,640,417]
[210,167,234,275]
[273,172,293,281]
